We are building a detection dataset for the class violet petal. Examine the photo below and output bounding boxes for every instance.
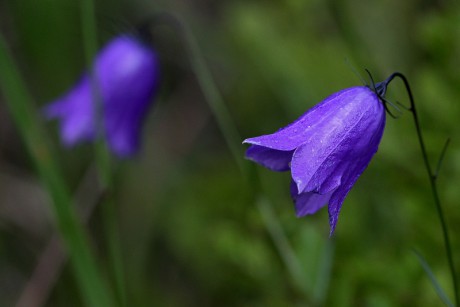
[245,145,293,172]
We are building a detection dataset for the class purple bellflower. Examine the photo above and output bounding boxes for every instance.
[244,85,386,234]
[44,35,160,158]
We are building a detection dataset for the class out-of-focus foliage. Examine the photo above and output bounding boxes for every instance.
[0,0,459,306]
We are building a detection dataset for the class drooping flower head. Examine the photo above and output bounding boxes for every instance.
[244,84,387,235]
[44,35,160,158]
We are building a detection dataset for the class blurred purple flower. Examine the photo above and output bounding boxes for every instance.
[244,86,386,234]
[43,35,160,158]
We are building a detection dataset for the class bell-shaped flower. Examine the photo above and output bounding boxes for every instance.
[244,86,386,234]
[43,35,160,157]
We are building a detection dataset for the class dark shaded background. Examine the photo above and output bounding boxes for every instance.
[1,0,459,305]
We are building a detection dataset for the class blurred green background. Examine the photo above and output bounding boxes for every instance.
[1,0,460,306]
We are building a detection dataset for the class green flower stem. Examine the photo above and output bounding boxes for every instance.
[16,165,107,307]
[180,20,247,174]
[80,1,126,306]
[257,196,310,294]
[413,249,454,307]
[100,193,126,307]
[140,12,316,299]
[0,34,114,307]
[175,16,311,298]
[386,72,458,306]
[79,0,111,186]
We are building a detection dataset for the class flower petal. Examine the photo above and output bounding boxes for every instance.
[290,181,333,216]
[43,78,95,146]
[327,112,386,235]
[243,88,359,151]
[245,145,293,171]
[291,87,384,194]
[98,36,160,157]
[43,35,160,157]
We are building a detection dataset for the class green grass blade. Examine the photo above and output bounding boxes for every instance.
[413,249,454,307]
[0,33,114,307]
[80,1,126,306]
[256,197,310,298]
[181,19,246,174]
[312,239,334,304]
[179,17,313,300]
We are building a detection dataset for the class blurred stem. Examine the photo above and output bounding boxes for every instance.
[140,12,245,173]
[179,17,246,174]
[17,164,105,307]
[257,197,309,295]
[0,34,113,307]
[80,0,111,185]
[413,249,454,307]
[385,72,458,306]
[169,15,311,299]
[142,12,312,300]
[312,239,334,304]
[100,194,126,307]
[80,1,126,306]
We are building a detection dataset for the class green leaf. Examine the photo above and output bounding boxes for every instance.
[413,249,454,307]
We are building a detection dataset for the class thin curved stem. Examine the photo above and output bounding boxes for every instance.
[434,138,451,179]
[140,13,313,300]
[0,33,114,307]
[80,1,126,305]
[139,12,246,174]
[386,72,458,306]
